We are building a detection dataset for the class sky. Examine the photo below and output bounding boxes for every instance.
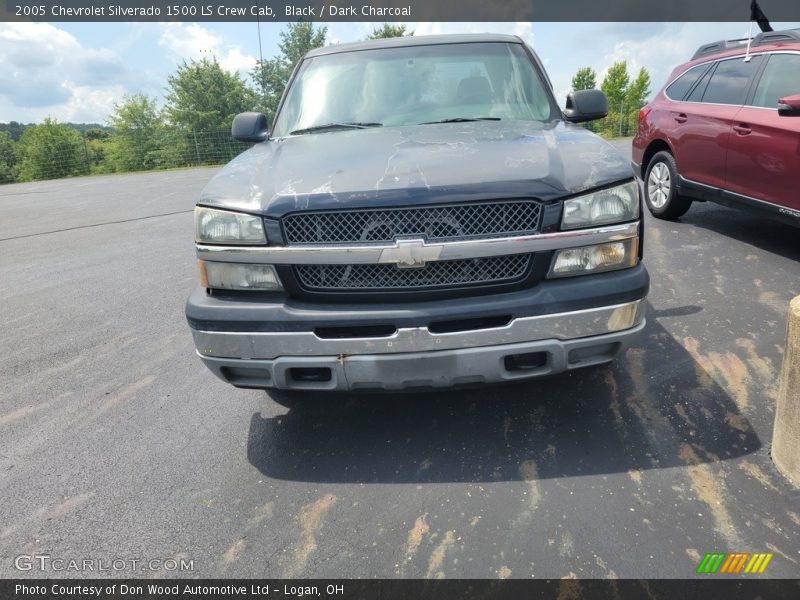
[1,20,799,124]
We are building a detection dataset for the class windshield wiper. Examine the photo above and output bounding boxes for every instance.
[419,117,501,124]
[290,122,382,135]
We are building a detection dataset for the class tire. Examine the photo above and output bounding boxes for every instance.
[644,151,692,220]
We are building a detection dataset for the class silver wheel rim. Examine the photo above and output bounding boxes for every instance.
[647,162,671,209]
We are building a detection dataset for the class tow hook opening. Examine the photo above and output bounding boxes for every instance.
[504,351,548,372]
[567,342,621,366]
[429,315,512,334]
[315,325,396,339]
[289,367,333,383]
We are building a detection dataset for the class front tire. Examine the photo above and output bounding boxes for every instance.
[644,151,692,220]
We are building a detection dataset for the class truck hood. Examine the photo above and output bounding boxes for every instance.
[200,120,632,217]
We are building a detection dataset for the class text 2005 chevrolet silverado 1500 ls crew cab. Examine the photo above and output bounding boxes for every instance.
[186,34,649,393]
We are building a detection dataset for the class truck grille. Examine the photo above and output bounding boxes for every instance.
[282,201,542,244]
[294,254,531,291]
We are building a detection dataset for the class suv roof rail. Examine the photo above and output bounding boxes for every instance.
[691,38,749,60]
[690,27,800,60]
[757,29,800,44]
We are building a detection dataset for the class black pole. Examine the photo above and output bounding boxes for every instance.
[750,0,774,33]
[256,14,268,109]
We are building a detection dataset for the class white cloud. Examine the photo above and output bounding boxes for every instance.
[219,48,257,75]
[0,21,77,56]
[412,22,532,42]
[158,23,222,59]
[59,82,129,123]
[327,21,372,44]
[0,22,128,122]
[0,21,260,123]
[511,22,535,45]
[157,23,256,77]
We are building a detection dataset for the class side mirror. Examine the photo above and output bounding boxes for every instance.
[231,112,269,142]
[778,94,800,116]
[563,89,608,123]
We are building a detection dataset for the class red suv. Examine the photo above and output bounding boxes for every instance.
[633,28,800,226]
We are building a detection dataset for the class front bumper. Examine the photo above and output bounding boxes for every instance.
[194,307,644,391]
[187,264,648,391]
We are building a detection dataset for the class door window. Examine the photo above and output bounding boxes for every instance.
[700,56,762,105]
[751,53,800,108]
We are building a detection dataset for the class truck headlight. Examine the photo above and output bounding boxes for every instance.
[561,181,639,229]
[199,261,283,291]
[548,238,638,278]
[195,207,266,244]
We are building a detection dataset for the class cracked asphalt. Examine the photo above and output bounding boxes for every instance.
[1,139,799,581]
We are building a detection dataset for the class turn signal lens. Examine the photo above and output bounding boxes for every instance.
[199,261,283,291]
[548,238,638,278]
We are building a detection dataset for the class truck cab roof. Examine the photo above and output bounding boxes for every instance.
[304,33,525,58]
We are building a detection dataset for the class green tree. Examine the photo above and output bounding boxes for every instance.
[368,24,413,39]
[571,67,597,91]
[601,61,630,113]
[107,94,169,171]
[16,119,86,181]
[164,57,255,164]
[600,61,631,136]
[82,128,112,173]
[83,127,110,142]
[251,22,327,123]
[625,67,652,133]
[165,57,256,133]
[0,131,18,183]
[0,121,26,141]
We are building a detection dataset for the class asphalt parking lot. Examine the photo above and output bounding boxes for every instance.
[1,139,799,580]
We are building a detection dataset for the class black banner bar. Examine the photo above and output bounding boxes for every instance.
[2,0,800,22]
[2,579,800,600]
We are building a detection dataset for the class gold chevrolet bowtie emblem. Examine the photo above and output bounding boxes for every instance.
[379,239,443,269]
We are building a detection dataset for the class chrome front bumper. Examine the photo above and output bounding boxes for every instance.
[191,300,645,391]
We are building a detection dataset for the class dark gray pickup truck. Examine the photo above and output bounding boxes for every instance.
[186,34,648,392]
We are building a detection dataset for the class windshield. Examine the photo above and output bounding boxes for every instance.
[272,42,557,137]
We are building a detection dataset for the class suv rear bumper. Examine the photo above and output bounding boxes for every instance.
[186,264,649,391]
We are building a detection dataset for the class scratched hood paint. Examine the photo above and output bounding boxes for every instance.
[199,120,632,217]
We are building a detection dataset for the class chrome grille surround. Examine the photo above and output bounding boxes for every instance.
[282,201,542,245]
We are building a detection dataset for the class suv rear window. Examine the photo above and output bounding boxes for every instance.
[700,56,762,105]
[752,53,800,108]
[686,65,714,102]
[666,64,709,100]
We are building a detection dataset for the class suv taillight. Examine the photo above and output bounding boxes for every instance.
[638,106,652,128]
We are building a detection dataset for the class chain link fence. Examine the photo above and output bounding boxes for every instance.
[1,128,250,185]
[577,101,644,138]
[120,128,249,170]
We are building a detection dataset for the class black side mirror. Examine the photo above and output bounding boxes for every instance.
[232,112,269,142]
[563,89,608,123]
[778,93,800,116]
